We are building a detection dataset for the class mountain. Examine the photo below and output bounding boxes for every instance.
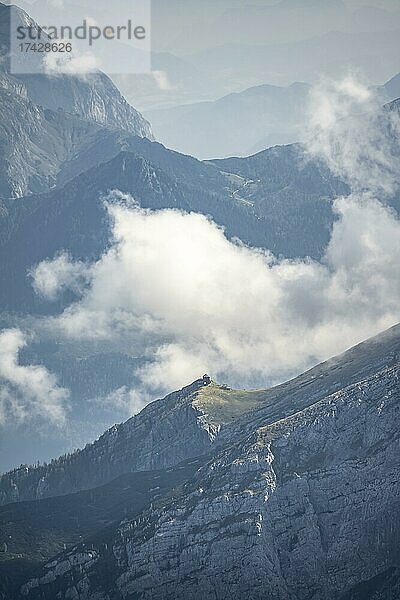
[0,3,152,197]
[101,351,400,600]
[0,323,399,599]
[145,82,311,159]
[0,80,396,473]
[145,71,400,160]
[0,3,152,137]
[0,87,115,198]
[14,71,152,139]
[0,137,352,474]
[184,29,400,100]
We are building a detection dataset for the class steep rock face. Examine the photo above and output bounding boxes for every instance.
[0,88,107,197]
[0,3,152,139]
[0,83,151,198]
[17,72,153,139]
[112,366,400,600]
[0,3,153,197]
[0,380,231,505]
[22,362,400,600]
[0,463,202,600]
[385,97,400,113]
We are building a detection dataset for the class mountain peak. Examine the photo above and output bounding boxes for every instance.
[0,2,153,159]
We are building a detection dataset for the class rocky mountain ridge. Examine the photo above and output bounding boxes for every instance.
[1,324,399,508]
[0,377,262,505]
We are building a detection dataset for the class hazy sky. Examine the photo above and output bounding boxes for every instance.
[11,0,400,109]
[151,0,400,54]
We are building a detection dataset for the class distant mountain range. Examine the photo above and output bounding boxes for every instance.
[0,323,399,599]
[145,74,400,159]
[146,81,311,159]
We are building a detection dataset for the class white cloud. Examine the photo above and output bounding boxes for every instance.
[30,252,92,301]
[94,386,148,418]
[31,78,400,402]
[152,70,173,91]
[85,16,99,27]
[0,329,69,426]
[44,51,98,76]
[306,76,400,195]
[38,195,400,396]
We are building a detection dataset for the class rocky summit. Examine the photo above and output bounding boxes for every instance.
[0,324,399,599]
